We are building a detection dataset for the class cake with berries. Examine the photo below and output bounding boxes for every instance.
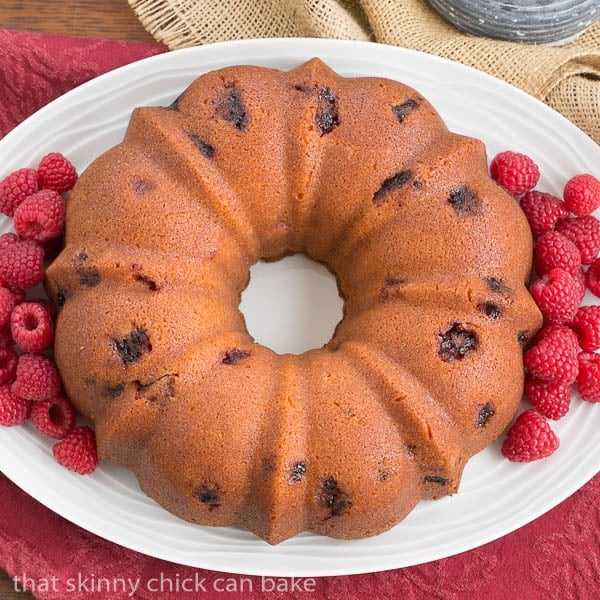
[44,59,542,544]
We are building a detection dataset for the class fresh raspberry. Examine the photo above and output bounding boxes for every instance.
[571,305,600,351]
[37,152,78,193]
[520,191,568,238]
[30,394,76,439]
[9,287,26,305]
[0,240,44,289]
[533,231,581,277]
[11,354,61,402]
[563,174,600,216]
[502,409,559,462]
[0,328,12,348]
[10,301,53,354]
[490,151,540,196]
[555,216,600,265]
[0,384,30,426]
[574,268,587,302]
[0,233,18,251]
[0,347,18,385]
[0,168,38,216]
[53,426,98,474]
[524,324,579,383]
[0,287,16,328]
[576,352,600,402]
[524,377,571,420]
[531,268,579,324]
[13,189,65,243]
[585,258,600,297]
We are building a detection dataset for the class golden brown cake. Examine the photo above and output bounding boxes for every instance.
[45,58,542,544]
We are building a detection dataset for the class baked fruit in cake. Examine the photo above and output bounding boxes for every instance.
[45,58,542,544]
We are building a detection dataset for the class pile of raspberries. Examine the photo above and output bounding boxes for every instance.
[491,151,600,462]
[0,153,97,475]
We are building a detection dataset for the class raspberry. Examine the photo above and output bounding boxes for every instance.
[576,352,600,402]
[11,354,61,402]
[30,394,76,439]
[555,216,600,265]
[53,426,98,475]
[10,301,53,354]
[0,328,12,348]
[586,258,600,297]
[533,231,581,277]
[0,346,18,384]
[563,174,600,216]
[0,287,16,328]
[0,233,18,251]
[520,191,568,238]
[531,268,579,324]
[524,377,571,420]
[0,168,38,216]
[574,268,587,302]
[0,240,44,289]
[524,324,579,383]
[571,305,600,351]
[502,409,559,462]
[9,287,27,305]
[490,151,540,196]
[37,152,77,193]
[0,384,30,426]
[13,189,65,243]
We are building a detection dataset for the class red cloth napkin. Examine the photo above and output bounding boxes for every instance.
[0,27,599,600]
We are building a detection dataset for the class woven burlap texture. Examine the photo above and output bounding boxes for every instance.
[129,0,600,144]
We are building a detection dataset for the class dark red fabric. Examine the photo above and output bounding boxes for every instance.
[0,27,598,600]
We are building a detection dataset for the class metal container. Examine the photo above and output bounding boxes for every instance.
[427,0,599,45]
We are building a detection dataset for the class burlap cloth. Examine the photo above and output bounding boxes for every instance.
[128,0,600,144]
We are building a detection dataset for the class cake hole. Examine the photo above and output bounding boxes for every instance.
[239,254,344,355]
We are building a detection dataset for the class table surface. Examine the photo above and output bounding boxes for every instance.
[1,5,154,598]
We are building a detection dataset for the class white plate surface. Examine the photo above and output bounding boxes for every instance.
[0,38,599,577]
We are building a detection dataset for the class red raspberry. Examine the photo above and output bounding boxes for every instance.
[533,231,581,277]
[490,151,540,196]
[13,189,65,243]
[555,216,600,265]
[11,354,61,402]
[574,268,586,302]
[37,152,78,193]
[563,174,600,216]
[0,384,30,426]
[571,305,600,351]
[0,328,12,348]
[0,240,44,289]
[524,377,571,420]
[501,409,559,462]
[531,268,579,324]
[524,324,579,383]
[0,168,38,216]
[576,352,600,402]
[520,191,568,238]
[0,232,19,251]
[10,301,53,354]
[53,426,98,474]
[9,287,26,305]
[0,346,18,384]
[586,258,600,297]
[0,287,16,328]
[30,394,76,439]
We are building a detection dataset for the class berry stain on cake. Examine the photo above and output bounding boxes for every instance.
[438,323,479,362]
[45,58,542,544]
[110,327,151,365]
[373,170,413,205]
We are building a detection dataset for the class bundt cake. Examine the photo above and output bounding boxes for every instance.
[45,58,542,544]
